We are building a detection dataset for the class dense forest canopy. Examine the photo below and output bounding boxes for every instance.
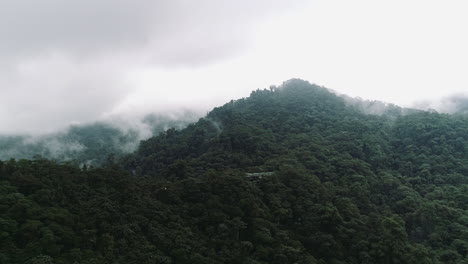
[1,79,467,263]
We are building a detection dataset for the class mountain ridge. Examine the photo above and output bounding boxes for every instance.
[1,79,467,263]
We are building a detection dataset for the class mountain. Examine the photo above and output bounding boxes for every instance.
[1,79,468,264]
[0,112,198,166]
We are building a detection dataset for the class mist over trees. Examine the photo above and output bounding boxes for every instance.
[1,79,468,263]
[341,94,421,118]
[415,95,468,115]
[0,112,199,166]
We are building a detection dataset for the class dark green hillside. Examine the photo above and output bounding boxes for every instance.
[128,79,391,176]
[1,79,467,263]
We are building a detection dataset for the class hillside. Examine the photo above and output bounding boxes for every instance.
[1,79,468,264]
[0,113,198,166]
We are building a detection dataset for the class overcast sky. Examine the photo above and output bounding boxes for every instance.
[1,0,467,134]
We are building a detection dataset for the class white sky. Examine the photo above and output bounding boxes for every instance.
[1,0,468,133]
[115,0,468,113]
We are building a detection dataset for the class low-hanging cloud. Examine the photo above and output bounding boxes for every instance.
[0,0,306,134]
[413,93,468,114]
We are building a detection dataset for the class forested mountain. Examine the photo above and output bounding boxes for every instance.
[1,79,468,263]
[0,113,198,166]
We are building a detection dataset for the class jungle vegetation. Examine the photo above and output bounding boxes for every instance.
[1,79,467,263]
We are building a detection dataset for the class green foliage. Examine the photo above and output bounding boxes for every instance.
[0,79,467,263]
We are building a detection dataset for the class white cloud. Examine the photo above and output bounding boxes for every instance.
[0,0,306,134]
[1,0,468,134]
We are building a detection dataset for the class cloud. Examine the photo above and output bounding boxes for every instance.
[0,53,130,133]
[413,93,468,114]
[0,0,302,66]
[11,0,468,135]
[0,0,305,134]
[0,1,154,61]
